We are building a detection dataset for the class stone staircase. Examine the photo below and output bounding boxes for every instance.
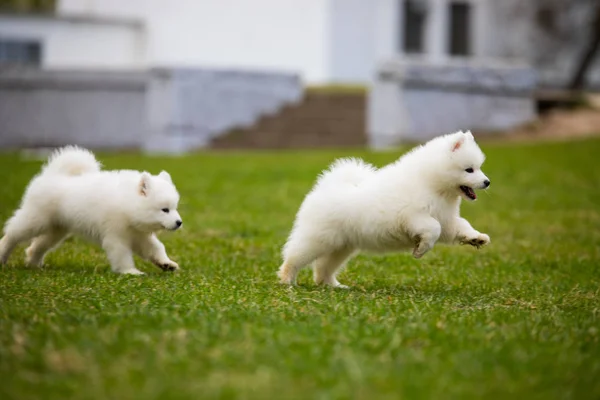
[210,91,367,149]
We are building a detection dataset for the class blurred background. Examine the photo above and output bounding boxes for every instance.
[0,0,599,152]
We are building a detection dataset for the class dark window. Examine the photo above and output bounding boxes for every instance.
[0,39,42,66]
[402,0,427,54]
[448,2,471,56]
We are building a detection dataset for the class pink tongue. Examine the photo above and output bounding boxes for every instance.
[470,189,477,199]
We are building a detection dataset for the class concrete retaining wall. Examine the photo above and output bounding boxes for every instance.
[0,67,302,153]
[368,59,537,148]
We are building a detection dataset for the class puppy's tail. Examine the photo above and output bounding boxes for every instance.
[316,157,376,188]
[41,146,101,176]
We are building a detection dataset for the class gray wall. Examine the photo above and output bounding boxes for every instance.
[0,67,302,152]
[368,60,537,148]
[0,69,147,149]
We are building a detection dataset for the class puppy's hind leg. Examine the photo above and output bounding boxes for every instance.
[0,209,49,264]
[278,239,325,285]
[102,237,144,275]
[25,229,69,267]
[407,216,442,259]
[313,247,354,288]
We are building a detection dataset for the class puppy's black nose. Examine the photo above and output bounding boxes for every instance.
[483,180,490,188]
[175,220,182,227]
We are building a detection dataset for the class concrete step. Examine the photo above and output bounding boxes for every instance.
[210,92,367,149]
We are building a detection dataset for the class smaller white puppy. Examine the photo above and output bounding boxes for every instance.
[278,130,491,288]
[0,146,182,275]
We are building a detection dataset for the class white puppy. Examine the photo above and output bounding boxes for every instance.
[0,146,182,275]
[278,130,491,288]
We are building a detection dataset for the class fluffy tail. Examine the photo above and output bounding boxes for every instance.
[316,157,376,189]
[41,146,101,176]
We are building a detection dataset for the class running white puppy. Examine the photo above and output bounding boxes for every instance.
[0,146,182,275]
[278,130,491,288]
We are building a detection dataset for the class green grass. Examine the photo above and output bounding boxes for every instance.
[305,84,368,94]
[1,139,599,400]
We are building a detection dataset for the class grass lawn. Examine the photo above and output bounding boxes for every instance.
[1,138,599,400]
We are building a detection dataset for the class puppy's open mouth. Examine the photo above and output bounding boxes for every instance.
[460,185,477,200]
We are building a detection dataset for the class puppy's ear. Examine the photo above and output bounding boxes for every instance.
[464,130,474,140]
[158,170,172,183]
[139,172,151,196]
[452,135,465,152]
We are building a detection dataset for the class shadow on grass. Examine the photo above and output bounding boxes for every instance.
[1,260,185,278]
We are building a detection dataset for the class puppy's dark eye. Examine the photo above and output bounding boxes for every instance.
[465,168,474,173]
[161,208,169,213]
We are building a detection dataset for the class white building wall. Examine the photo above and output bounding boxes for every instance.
[56,0,594,86]
[329,0,376,83]
[329,0,499,83]
[0,15,144,69]
[373,0,400,75]
[58,0,331,83]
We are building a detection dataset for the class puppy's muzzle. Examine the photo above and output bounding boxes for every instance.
[168,220,183,231]
[478,179,490,189]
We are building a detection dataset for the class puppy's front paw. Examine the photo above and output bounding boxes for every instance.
[155,259,179,272]
[460,233,490,249]
[412,246,426,259]
[412,238,433,259]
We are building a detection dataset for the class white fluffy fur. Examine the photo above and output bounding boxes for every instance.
[0,146,182,275]
[278,130,491,288]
